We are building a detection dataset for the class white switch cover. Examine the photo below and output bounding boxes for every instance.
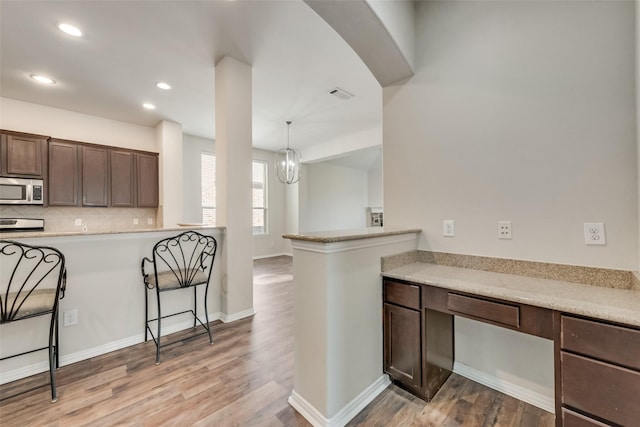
[498,221,512,239]
[584,223,606,245]
[147,218,154,225]
[74,218,82,226]
[443,220,455,237]
[133,218,139,225]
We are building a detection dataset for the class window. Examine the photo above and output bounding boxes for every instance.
[201,153,216,226]
[252,160,267,235]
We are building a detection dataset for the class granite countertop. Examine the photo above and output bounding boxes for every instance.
[0,225,225,240]
[383,262,640,328]
[282,227,421,243]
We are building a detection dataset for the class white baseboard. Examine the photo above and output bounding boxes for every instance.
[288,374,390,427]
[253,253,291,260]
[220,308,256,323]
[453,362,555,414]
[1,311,231,385]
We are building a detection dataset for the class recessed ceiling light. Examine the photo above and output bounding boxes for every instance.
[143,103,156,110]
[58,23,82,37]
[30,74,56,85]
[156,82,171,90]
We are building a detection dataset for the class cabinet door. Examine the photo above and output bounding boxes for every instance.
[110,150,135,207]
[136,153,158,207]
[82,146,109,207]
[5,133,44,177]
[49,141,79,206]
[384,303,422,390]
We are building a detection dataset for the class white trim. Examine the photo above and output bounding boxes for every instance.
[288,375,390,427]
[290,233,417,255]
[453,362,555,414]
[252,252,291,260]
[221,308,256,323]
[0,312,223,385]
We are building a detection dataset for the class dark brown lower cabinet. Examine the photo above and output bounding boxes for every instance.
[384,302,422,390]
[383,279,453,401]
[559,314,640,427]
[383,277,640,427]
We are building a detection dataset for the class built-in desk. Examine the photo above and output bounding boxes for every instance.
[382,263,640,427]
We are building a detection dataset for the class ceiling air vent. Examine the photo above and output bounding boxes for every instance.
[329,87,354,100]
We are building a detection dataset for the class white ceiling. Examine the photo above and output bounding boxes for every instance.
[0,0,382,153]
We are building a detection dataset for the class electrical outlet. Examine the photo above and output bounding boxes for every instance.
[443,220,455,237]
[63,309,78,326]
[75,218,82,226]
[133,218,139,225]
[498,221,512,239]
[584,223,606,245]
[147,218,153,225]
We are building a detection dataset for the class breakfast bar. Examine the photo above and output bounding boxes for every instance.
[0,226,225,383]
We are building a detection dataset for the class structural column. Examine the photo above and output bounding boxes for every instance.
[155,120,183,228]
[215,56,255,318]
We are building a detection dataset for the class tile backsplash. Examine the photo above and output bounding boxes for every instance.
[0,206,158,232]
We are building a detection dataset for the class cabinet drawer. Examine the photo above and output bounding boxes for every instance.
[562,315,640,371]
[561,408,611,427]
[384,281,420,310]
[562,352,640,426]
[446,293,519,328]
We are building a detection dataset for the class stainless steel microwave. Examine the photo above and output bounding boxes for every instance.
[0,177,44,205]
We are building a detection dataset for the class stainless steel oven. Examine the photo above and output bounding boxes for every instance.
[0,177,44,205]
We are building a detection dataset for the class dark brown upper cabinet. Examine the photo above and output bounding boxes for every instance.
[47,137,158,209]
[82,146,109,207]
[136,153,159,207]
[110,150,135,207]
[1,130,48,178]
[48,140,80,206]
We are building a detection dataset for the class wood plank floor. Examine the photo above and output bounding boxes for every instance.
[0,255,554,426]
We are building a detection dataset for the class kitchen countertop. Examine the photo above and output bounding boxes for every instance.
[383,262,640,328]
[0,225,225,240]
[282,227,421,243]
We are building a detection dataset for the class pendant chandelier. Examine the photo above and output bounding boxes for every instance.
[275,121,302,184]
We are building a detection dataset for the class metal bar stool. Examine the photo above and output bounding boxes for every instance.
[141,231,217,364]
[0,240,67,403]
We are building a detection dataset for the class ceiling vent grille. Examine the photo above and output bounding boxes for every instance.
[329,87,354,100]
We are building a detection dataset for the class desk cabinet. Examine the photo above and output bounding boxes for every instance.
[559,315,640,426]
[383,279,453,401]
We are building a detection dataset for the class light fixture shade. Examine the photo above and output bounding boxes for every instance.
[275,121,301,184]
[275,147,302,184]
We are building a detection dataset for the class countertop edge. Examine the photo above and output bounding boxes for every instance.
[0,226,226,239]
[382,263,640,329]
[283,227,421,243]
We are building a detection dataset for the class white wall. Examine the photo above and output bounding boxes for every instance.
[383,0,637,408]
[367,152,383,208]
[299,162,368,232]
[385,0,637,270]
[182,135,288,258]
[367,0,415,70]
[0,97,156,151]
[637,0,640,271]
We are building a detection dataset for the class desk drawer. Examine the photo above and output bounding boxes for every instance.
[384,280,421,310]
[561,408,610,427]
[447,293,519,328]
[561,315,640,371]
[562,352,640,426]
